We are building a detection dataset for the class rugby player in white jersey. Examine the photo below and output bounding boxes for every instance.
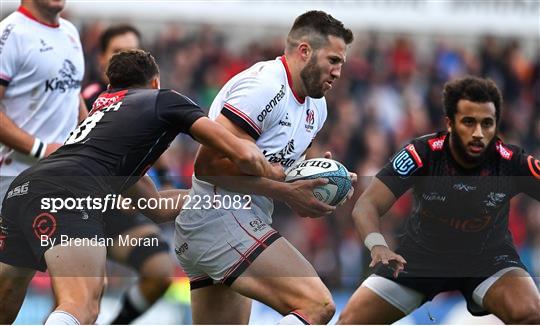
[175,11,354,324]
[0,0,86,207]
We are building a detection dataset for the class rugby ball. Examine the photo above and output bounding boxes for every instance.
[285,158,352,206]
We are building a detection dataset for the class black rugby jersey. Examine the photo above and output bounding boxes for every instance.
[377,131,540,255]
[19,88,205,193]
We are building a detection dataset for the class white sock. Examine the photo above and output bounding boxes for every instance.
[277,312,310,325]
[127,283,151,312]
[45,310,80,325]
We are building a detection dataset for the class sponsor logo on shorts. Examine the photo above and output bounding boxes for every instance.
[249,217,267,233]
[175,242,188,256]
[6,181,29,199]
[32,212,57,240]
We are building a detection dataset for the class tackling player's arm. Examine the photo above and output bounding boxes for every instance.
[352,177,406,277]
[195,114,335,218]
[122,175,189,223]
[189,116,283,181]
[0,85,62,158]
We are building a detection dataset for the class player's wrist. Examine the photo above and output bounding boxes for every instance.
[364,232,388,251]
[29,137,47,159]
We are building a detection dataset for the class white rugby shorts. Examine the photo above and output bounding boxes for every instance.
[174,208,281,289]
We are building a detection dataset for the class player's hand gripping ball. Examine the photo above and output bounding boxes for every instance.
[285,158,353,206]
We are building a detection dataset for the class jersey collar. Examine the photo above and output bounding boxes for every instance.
[18,6,60,28]
[279,55,305,104]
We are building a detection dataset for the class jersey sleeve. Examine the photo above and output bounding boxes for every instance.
[376,140,426,198]
[220,77,284,140]
[514,149,540,200]
[0,22,21,86]
[155,89,206,134]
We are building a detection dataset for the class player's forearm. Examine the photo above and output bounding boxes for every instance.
[196,156,289,200]
[145,189,189,223]
[0,110,36,155]
[351,196,384,240]
[123,176,187,223]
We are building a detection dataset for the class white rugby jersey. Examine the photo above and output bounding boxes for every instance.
[191,56,327,222]
[0,7,84,176]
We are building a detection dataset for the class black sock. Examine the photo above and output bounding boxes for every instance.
[110,293,144,324]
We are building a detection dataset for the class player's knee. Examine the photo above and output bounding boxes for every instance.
[141,274,172,293]
[319,297,336,323]
[506,299,540,324]
[302,285,335,323]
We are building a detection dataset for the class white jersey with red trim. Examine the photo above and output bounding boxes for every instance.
[0,8,84,176]
[190,56,327,222]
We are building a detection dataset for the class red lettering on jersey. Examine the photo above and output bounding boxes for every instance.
[405,144,423,167]
[527,155,540,180]
[90,90,128,115]
[428,135,447,151]
[495,141,513,160]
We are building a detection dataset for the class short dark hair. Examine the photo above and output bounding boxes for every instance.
[286,10,353,52]
[100,24,141,53]
[443,76,503,122]
[106,49,159,89]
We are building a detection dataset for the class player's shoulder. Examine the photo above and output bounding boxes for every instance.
[234,58,284,91]
[413,131,448,151]
[59,17,79,35]
[399,131,448,161]
[157,89,199,107]
[493,138,520,161]
[0,12,27,39]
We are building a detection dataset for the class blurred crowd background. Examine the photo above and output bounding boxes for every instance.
[3,0,539,324]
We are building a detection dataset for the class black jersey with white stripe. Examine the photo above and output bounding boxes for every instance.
[18,88,205,194]
[377,131,540,255]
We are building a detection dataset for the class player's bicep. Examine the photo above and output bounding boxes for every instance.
[363,177,398,216]
[191,115,257,178]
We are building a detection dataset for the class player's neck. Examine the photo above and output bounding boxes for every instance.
[283,55,308,99]
[20,4,60,26]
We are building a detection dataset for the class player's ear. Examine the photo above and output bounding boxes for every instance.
[445,116,452,133]
[150,76,160,89]
[298,42,312,62]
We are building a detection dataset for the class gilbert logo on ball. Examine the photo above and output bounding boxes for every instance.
[285,158,352,206]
